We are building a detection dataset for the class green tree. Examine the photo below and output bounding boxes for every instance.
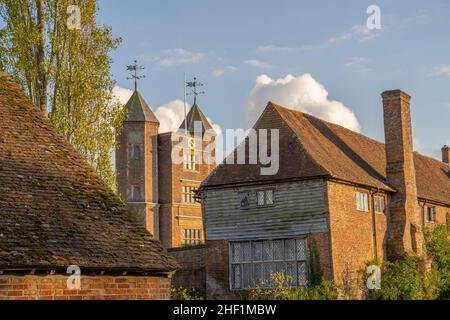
[0,0,124,187]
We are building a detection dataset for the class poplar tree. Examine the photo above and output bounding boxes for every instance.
[0,0,124,188]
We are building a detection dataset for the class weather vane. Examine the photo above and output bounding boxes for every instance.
[186,77,205,104]
[126,60,145,91]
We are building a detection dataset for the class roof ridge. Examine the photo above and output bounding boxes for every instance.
[271,101,447,166]
[270,102,395,191]
[414,151,449,167]
[266,102,332,177]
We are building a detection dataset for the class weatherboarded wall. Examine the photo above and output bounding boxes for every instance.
[203,179,328,241]
[202,179,330,299]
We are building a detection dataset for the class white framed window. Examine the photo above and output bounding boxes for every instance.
[182,185,197,204]
[182,228,202,245]
[229,238,307,290]
[356,191,369,212]
[374,195,385,214]
[256,189,274,207]
[425,206,436,222]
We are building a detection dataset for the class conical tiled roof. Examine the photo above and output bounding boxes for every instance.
[178,102,214,135]
[124,90,159,123]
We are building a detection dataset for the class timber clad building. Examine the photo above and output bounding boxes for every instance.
[0,73,178,300]
[116,90,216,248]
[199,90,450,299]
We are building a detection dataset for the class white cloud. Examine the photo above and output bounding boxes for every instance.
[154,100,221,136]
[413,137,423,151]
[112,86,133,105]
[144,48,205,67]
[345,56,372,73]
[302,24,378,51]
[244,59,273,69]
[431,64,450,77]
[212,66,238,77]
[246,73,361,132]
[154,100,187,133]
[112,87,221,135]
[256,45,294,53]
[330,24,378,43]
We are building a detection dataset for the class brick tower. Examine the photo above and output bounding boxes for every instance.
[158,102,216,248]
[116,90,160,238]
[382,90,423,259]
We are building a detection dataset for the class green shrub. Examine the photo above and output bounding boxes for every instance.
[424,225,450,299]
[248,272,337,300]
[378,255,425,300]
[171,286,205,300]
[363,225,449,300]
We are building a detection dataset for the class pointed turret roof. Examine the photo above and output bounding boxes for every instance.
[124,90,159,123]
[178,102,214,135]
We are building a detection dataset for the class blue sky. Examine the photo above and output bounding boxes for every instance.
[99,0,450,160]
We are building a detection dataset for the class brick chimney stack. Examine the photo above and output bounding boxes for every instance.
[442,145,449,164]
[382,90,423,260]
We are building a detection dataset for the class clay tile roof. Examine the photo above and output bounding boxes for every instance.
[178,103,214,135]
[124,90,159,123]
[202,102,450,206]
[0,73,177,273]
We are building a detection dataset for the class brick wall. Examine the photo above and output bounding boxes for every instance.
[0,275,171,300]
[326,181,388,298]
[158,132,215,248]
[168,245,206,292]
[420,203,450,228]
[205,240,239,300]
[309,232,333,280]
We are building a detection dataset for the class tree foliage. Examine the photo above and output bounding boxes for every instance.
[0,0,124,187]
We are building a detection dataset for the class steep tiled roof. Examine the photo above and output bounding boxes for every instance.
[202,102,450,206]
[124,90,159,123]
[179,103,214,134]
[0,72,177,273]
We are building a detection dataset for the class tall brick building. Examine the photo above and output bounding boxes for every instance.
[0,72,177,300]
[199,89,450,299]
[116,89,216,248]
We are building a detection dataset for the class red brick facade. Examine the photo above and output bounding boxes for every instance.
[0,275,171,300]
[117,93,216,249]
[158,132,215,248]
[168,245,206,292]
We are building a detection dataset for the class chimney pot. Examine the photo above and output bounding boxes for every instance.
[442,145,450,164]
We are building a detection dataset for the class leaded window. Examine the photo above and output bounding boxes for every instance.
[182,185,197,203]
[229,238,308,290]
[256,189,274,207]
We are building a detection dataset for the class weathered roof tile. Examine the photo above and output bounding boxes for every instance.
[0,73,177,273]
